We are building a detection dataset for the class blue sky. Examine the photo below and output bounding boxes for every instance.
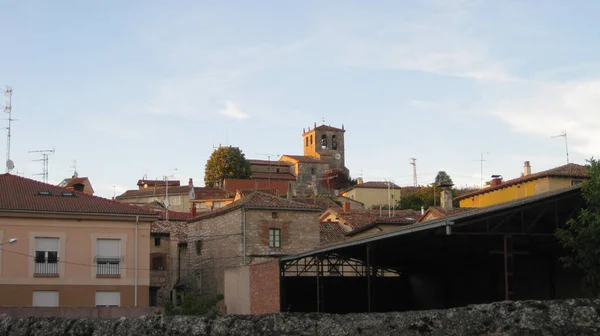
[1,0,599,198]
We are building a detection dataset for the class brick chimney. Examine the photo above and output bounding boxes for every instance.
[343,202,351,212]
[524,161,531,176]
[491,175,503,186]
[190,204,197,217]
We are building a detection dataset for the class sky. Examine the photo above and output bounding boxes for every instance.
[1,0,599,198]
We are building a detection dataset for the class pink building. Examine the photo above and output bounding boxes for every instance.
[0,174,157,308]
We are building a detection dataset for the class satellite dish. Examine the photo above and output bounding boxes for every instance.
[6,160,14,171]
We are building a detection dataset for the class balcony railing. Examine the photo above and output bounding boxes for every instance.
[96,257,121,277]
[34,259,59,275]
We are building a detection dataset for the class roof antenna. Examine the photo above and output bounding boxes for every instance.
[2,86,15,173]
[71,160,78,178]
[551,131,569,164]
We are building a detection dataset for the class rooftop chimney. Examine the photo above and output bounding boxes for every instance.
[189,178,194,187]
[524,161,531,176]
[190,204,197,217]
[343,202,351,212]
[439,182,454,210]
[491,175,503,186]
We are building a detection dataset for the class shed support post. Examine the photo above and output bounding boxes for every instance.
[504,235,514,300]
[367,243,372,312]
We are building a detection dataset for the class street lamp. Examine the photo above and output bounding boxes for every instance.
[0,238,17,245]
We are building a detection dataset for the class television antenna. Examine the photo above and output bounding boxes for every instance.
[70,160,78,178]
[410,158,417,187]
[2,86,15,173]
[28,148,55,183]
[157,168,178,221]
[551,131,569,164]
[475,152,490,188]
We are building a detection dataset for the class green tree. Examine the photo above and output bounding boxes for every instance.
[204,146,251,187]
[434,171,453,186]
[555,158,600,296]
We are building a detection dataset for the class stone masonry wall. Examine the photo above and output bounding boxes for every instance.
[2,299,600,335]
[249,260,280,314]
[244,209,320,258]
[186,210,243,299]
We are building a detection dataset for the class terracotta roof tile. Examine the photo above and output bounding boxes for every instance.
[152,209,194,221]
[455,163,588,201]
[250,172,297,181]
[280,155,325,164]
[320,222,349,246]
[189,191,322,222]
[152,221,189,242]
[0,174,157,216]
[349,181,401,189]
[237,189,279,197]
[303,124,345,135]
[292,197,342,211]
[248,160,291,167]
[116,187,227,199]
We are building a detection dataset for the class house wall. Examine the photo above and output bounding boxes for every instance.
[0,216,151,307]
[249,260,280,314]
[459,177,577,208]
[224,266,250,314]
[294,162,330,196]
[186,210,243,299]
[222,179,290,196]
[117,194,191,213]
[341,188,402,209]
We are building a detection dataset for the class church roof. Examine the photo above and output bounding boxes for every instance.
[280,155,325,164]
[303,124,345,135]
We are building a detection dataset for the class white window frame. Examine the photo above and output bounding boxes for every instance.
[96,239,121,276]
[34,237,59,275]
[269,228,281,248]
[32,291,59,307]
[95,291,120,307]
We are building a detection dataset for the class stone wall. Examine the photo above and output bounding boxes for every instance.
[2,299,599,335]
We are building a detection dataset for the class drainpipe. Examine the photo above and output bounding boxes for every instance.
[134,215,139,307]
[242,208,247,265]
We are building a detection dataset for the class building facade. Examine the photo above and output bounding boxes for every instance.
[185,192,321,312]
[340,181,402,209]
[0,174,156,308]
[456,162,588,208]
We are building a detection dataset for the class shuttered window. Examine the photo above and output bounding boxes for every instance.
[34,238,59,275]
[33,291,59,307]
[96,239,121,276]
[95,291,120,307]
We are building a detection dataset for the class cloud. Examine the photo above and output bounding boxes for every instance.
[487,79,600,156]
[218,101,248,120]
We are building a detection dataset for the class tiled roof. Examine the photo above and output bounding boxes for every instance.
[333,195,365,206]
[189,191,322,222]
[251,172,297,181]
[280,155,325,164]
[153,209,194,221]
[334,209,421,230]
[152,221,189,242]
[292,197,342,211]
[430,206,476,216]
[137,179,180,187]
[116,186,226,199]
[351,181,401,189]
[248,160,291,167]
[455,163,588,201]
[237,189,279,198]
[0,174,157,216]
[320,222,349,246]
[303,124,345,135]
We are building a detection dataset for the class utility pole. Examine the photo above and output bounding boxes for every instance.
[551,131,569,164]
[2,86,14,173]
[410,158,417,187]
[29,149,55,183]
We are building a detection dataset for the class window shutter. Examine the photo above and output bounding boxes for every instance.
[96,239,121,258]
[95,291,120,307]
[35,238,59,252]
[33,291,59,307]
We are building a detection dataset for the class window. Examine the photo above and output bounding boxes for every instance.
[305,136,309,147]
[572,180,583,186]
[154,237,161,246]
[37,191,52,196]
[271,212,278,219]
[61,191,75,197]
[33,291,59,307]
[311,167,316,175]
[276,168,280,173]
[152,256,165,270]
[170,197,181,206]
[269,228,281,248]
[332,135,337,150]
[34,237,59,275]
[96,239,121,277]
[95,291,120,307]
[321,134,327,149]
[195,240,202,255]
[310,135,313,145]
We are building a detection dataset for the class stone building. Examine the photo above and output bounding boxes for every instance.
[185,191,321,311]
[279,123,350,196]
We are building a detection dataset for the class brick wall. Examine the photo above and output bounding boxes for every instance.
[223,179,290,195]
[249,260,280,314]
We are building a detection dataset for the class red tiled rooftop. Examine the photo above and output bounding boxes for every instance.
[153,209,194,221]
[116,186,227,199]
[303,124,345,135]
[280,155,325,164]
[347,181,401,190]
[292,197,342,211]
[152,221,189,242]
[248,159,291,167]
[455,163,588,201]
[0,174,157,216]
[189,191,322,222]
[320,222,349,246]
[251,172,296,181]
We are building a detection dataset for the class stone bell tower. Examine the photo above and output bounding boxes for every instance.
[302,123,347,172]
